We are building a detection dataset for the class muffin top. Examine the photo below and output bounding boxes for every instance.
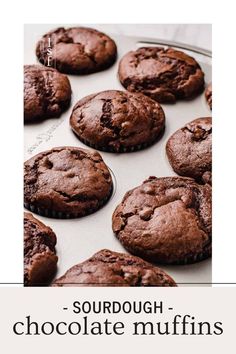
[53,249,176,287]
[24,64,71,122]
[24,212,58,286]
[36,27,117,74]
[166,117,212,184]
[112,176,212,264]
[24,147,113,217]
[118,46,205,102]
[205,82,212,110]
[70,90,165,152]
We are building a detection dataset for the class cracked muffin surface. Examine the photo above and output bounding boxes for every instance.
[24,212,58,286]
[205,82,212,110]
[166,117,212,184]
[112,176,212,264]
[24,65,71,122]
[70,90,165,152]
[52,249,176,287]
[24,147,113,218]
[118,47,205,103]
[36,27,117,74]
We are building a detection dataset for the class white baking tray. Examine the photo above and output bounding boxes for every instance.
[24,25,212,286]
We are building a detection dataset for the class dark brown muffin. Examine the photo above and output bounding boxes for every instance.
[24,65,71,123]
[118,47,205,103]
[24,212,58,286]
[36,27,117,74]
[166,117,212,184]
[52,249,176,287]
[70,90,165,152]
[205,82,212,110]
[24,147,113,218]
[112,176,212,265]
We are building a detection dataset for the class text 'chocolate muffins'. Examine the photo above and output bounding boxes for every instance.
[24,212,58,286]
[24,147,113,218]
[52,249,176,287]
[118,47,205,103]
[112,176,211,265]
[166,117,212,184]
[24,65,71,123]
[70,90,165,152]
[36,27,117,74]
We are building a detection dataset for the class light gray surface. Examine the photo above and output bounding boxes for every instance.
[24,25,212,286]
[86,24,212,51]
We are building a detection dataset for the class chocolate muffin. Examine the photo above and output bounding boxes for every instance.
[52,249,176,287]
[24,212,58,286]
[70,90,165,152]
[24,147,113,218]
[36,27,117,74]
[205,82,212,110]
[24,65,71,123]
[166,117,212,184]
[118,47,205,103]
[112,176,212,265]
